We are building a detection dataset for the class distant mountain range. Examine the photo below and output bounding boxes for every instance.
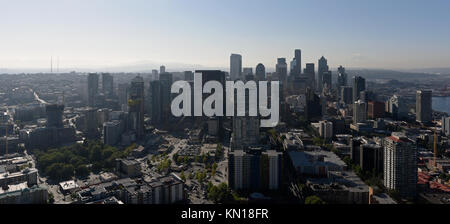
[344,68,450,82]
[2,63,450,83]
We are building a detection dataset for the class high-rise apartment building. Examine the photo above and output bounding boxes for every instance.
[353,100,367,124]
[228,148,283,191]
[384,132,417,198]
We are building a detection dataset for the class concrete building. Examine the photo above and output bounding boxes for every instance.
[353,100,367,124]
[0,168,38,188]
[231,116,260,150]
[384,132,417,198]
[116,158,141,178]
[319,120,333,139]
[0,182,48,204]
[368,101,385,119]
[45,104,64,128]
[228,148,283,191]
[287,150,347,177]
[307,171,369,204]
[103,120,124,146]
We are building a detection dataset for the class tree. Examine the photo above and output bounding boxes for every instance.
[207,183,232,203]
[212,162,218,176]
[75,164,90,178]
[180,171,186,182]
[305,196,326,204]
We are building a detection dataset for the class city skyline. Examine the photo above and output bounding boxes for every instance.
[2,0,450,72]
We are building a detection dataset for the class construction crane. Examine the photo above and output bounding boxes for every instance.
[433,126,437,168]
[5,121,9,163]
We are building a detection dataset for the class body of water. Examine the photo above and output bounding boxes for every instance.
[433,96,450,114]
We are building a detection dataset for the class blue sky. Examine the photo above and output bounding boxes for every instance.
[1,0,450,71]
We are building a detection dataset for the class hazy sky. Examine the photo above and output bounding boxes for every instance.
[1,0,450,72]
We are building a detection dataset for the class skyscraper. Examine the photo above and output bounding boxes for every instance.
[341,86,353,105]
[318,56,329,92]
[303,63,315,90]
[255,63,266,81]
[322,71,332,92]
[84,107,99,139]
[102,73,114,97]
[129,76,145,139]
[196,70,227,136]
[160,65,166,74]
[159,72,173,123]
[305,87,322,121]
[151,69,159,80]
[148,80,162,124]
[230,54,242,80]
[388,95,407,120]
[87,73,99,107]
[384,132,417,198]
[243,67,254,81]
[291,49,302,77]
[352,76,366,103]
[337,65,347,93]
[276,58,288,87]
[118,83,129,112]
[416,90,432,123]
[184,71,194,81]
